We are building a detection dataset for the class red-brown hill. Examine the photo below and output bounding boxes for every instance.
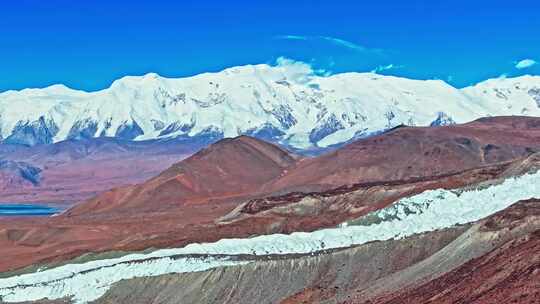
[268,116,540,193]
[66,135,298,216]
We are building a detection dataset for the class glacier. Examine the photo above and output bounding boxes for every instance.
[1,63,540,150]
[0,171,539,303]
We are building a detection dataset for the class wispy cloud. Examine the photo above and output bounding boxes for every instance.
[275,35,382,53]
[371,64,403,73]
[318,36,366,51]
[515,58,537,69]
[275,35,308,41]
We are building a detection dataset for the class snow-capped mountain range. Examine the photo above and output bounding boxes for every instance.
[1,61,540,150]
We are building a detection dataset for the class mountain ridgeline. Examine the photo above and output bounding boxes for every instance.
[1,64,540,152]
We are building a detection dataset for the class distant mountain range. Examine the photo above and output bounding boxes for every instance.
[1,64,539,151]
[0,137,208,204]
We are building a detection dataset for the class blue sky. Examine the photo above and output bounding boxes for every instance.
[1,0,539,92]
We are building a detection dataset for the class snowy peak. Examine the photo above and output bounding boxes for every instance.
[462,75,540,115]
[1,64,540,150]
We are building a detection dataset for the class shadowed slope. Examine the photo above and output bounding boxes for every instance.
[0,160,42,189]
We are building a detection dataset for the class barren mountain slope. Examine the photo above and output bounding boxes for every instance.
[268,116,540,193]
[65,136,299,216]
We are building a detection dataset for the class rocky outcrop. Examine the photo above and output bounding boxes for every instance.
[0,160,42,189]
[114,121,144,140]
[309,114,345,144]
[66,119,99,140]
[429,111,456,126]
[4,117,59,146]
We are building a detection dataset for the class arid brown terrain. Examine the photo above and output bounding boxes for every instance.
[268,116,540,193]
[0,116,539,273]
[0,116,539,304]
[65,135,300,216]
